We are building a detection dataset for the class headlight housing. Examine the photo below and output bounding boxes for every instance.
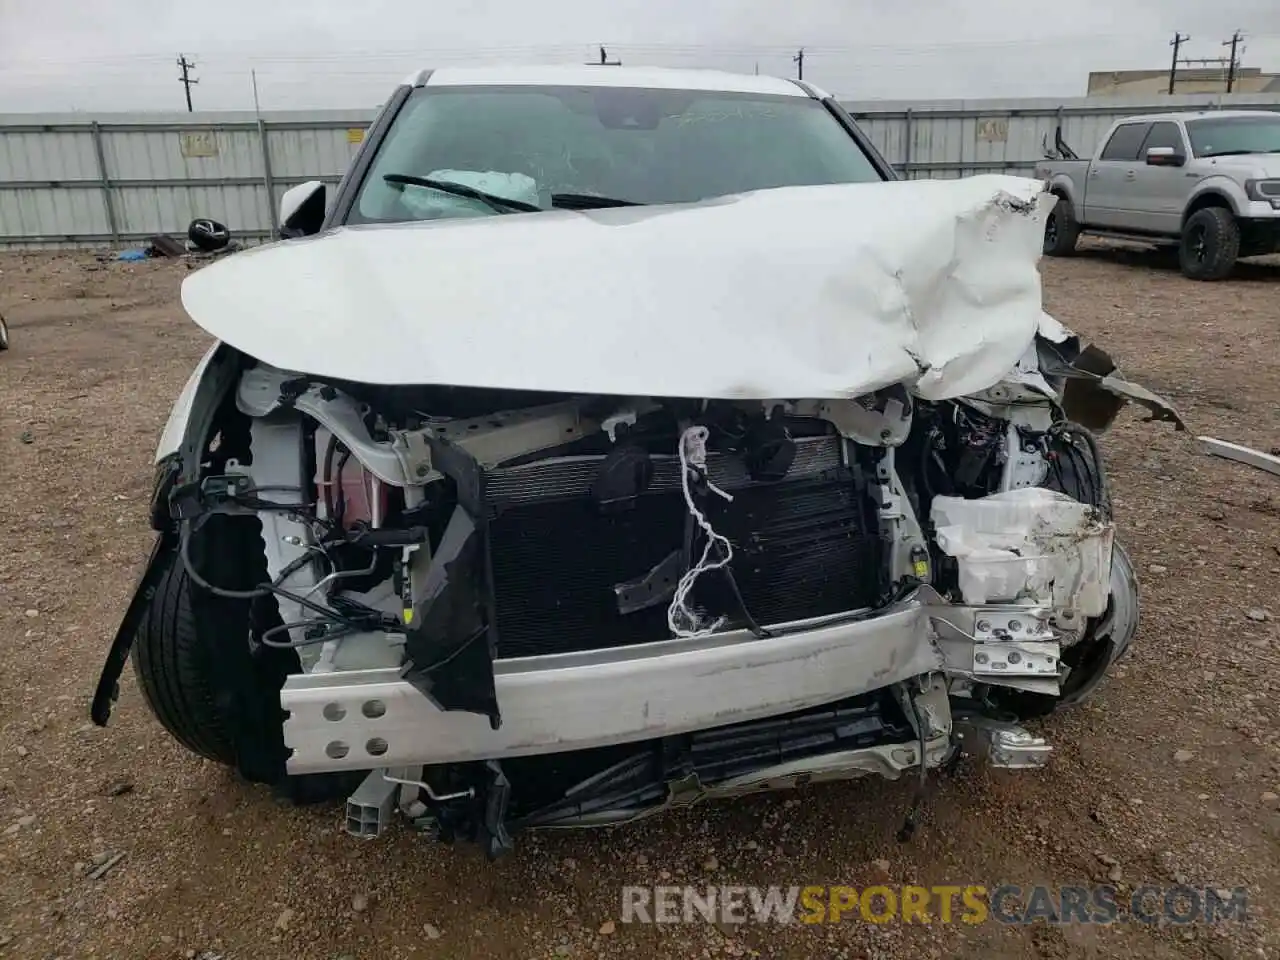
[1244,178,1280,209]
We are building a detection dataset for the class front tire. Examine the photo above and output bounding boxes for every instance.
[131,558,237,764]
[1043,195,1080,257]
[130,514,289,780]
[1180,207,1240,281]
[130,520,363,803]
[0,314,9,351]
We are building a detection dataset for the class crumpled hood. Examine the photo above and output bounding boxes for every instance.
[181,174,1058,402]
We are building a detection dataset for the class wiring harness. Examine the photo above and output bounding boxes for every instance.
[172,474,409,649]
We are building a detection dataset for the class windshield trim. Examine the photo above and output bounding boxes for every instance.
[326,82,416,231]
[334,84,891,227]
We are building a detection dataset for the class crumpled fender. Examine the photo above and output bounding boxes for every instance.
[1035,333,1185,433]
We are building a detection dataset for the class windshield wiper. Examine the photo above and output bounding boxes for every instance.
[1200,149,1266,158]
[550,193,647,210]
[382,173,541,213]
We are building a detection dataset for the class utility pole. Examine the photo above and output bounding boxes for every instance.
[1168,33,1189,94]
[1222,30,1244,92]
[177,54,199,112]
[588,45,621,66]
[793,47,805,81]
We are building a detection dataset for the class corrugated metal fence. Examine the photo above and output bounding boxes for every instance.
[2,92,1278,249]
[0,111,371,247]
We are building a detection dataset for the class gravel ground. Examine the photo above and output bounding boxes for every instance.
[1,245,1278,960]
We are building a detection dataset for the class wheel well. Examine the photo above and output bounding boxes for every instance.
[1182,192,1234,227]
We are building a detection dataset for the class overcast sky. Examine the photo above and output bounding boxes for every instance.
[1,0,1278,112]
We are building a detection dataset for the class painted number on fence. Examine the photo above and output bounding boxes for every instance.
[179,131,219,158]
[976,118,1009,142]
[347,128,365,144]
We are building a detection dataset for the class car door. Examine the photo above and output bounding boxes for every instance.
[1127,121,1193,234]
[1085,122,1151,228]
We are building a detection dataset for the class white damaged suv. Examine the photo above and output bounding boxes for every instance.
[91,66,1182,857]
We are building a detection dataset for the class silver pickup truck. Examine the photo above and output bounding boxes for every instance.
[1035,109,1280,280]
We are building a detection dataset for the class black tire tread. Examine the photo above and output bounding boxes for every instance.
[1180,207,1240,281]
[1043,195,1080,257]
[130,559,236,764]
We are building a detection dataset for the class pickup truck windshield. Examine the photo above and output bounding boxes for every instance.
[1186,116,1280,157]
[349,85,883,223]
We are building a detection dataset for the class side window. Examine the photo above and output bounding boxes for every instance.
[1139,121,1185,155]
[1099,123,1152,161]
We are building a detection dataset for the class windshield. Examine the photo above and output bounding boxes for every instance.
[1186,115,1280,157]
[348,85,884,223]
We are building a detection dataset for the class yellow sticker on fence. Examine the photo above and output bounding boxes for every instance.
[347,128,365,144]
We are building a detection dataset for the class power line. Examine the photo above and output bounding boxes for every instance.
[1167,30,1252,95]
[2,33,1277,101]
[176,54,199,112]
[13,31,1278,69]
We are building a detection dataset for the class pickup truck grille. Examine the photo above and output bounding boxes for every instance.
[486,436,884,659]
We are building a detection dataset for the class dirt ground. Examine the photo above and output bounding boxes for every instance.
[1,244,1278,960]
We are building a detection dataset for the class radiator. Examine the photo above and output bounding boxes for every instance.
[486,436,884,658]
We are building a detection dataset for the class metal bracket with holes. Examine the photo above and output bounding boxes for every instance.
[969,610,1060,678]
[971,641,1059,677]
[930,606,1063,690]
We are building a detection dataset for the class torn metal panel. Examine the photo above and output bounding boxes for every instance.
[1036,337,1185,432]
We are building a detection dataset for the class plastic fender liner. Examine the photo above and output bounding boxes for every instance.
[400,431,501,726]
[401,507,501,726]
[91,533,176,725]
[1035,335,1185,433]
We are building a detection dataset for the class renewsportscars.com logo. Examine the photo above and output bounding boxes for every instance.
[620,884,1249,926]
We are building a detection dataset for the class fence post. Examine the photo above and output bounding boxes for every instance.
[90,121,119,243]
[903,108,914,179]
[257,117,279,239]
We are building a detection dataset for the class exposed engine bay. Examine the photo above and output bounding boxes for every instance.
[91,326,1177,858]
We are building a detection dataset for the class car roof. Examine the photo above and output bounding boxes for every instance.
[403,64,821,98]
[1114,109,1280,124]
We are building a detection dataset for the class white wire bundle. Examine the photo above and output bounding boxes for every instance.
[666,425,736,639]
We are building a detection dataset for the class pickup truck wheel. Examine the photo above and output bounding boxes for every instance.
[1043,197,1080,257]
[1179,207,1240,281]
[0,314,9,351]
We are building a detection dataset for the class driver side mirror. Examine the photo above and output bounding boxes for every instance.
[1145,146,1186,167]
[279,180,326,239]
